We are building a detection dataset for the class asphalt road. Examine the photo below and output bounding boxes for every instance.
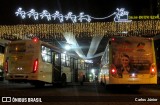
[0,80,160,105]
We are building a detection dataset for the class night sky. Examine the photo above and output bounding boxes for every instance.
[0,0,158,25]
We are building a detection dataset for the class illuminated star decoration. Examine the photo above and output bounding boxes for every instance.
[15,8,132,23]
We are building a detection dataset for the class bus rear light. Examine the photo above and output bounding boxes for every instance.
[33,59,38,73]
[150,67,156,77]
[111,38,115,41]
[111,68,117,75]
[32,37,39,43]
[110,64,117,77]
[111,69,116,74]
[150,63,156,73]
[5,60,8,73]
[151,68,155,72]
[150,68,155,74]
[150,63,156,76]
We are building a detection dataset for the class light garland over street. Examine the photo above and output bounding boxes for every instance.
[0,20,160,40]
[0,8,159,40]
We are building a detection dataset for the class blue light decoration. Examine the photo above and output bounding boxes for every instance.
[15,8,132,23]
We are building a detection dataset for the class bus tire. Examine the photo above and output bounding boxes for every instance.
[61,73,67,87]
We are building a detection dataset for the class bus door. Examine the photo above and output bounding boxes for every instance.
[70,57,75,82]
[74,59,78,82]
[52,51,61,82]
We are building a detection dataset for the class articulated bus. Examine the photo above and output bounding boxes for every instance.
[99,37,157,90]
[4,38,87,87]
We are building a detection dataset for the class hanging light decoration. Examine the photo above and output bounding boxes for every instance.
[0,20,160,40]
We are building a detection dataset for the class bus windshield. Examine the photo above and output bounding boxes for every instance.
[8,43,26,53]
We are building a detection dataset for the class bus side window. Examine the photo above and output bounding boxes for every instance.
[61,53,66,66]
[53,52,60,66]
[74,59,78,69]
[0,45,5,53]
[66,55,70,67]
[41,46,51,63]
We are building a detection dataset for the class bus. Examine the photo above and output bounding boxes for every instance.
[4,38,87,87]
[154,35,160,84]
[99,36,157,90]
[0,39,10,81]
[78,69,86,80]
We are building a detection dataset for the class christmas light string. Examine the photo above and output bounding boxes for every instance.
[15,8,132,23]
[0,7,159,40]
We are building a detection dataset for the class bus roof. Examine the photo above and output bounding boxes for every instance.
[0,39,10,46]
[8,39,81,59]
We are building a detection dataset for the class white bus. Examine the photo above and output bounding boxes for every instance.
[4,38,86,87]
[77,60,87,85]
[154,35,160,84]
[99,37,157,90]
[0,39,10,81]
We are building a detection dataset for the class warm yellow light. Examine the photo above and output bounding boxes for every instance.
[0,20,160,40]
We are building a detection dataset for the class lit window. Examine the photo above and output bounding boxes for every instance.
[41,46,51,63]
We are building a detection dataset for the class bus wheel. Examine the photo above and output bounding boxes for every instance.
[61,73,67,87]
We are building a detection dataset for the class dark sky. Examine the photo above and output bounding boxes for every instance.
[0,0,157,25]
